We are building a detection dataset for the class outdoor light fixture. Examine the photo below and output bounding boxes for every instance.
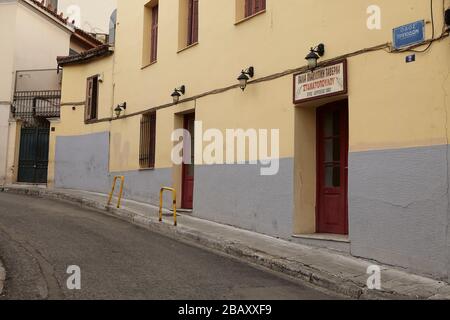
[171,85,186,104]
[445,9,450,30]
[305,44,325,70]
[114,102,127,118]
[237,67,254,91]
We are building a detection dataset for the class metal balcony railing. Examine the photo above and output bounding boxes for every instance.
[12,90,61,128]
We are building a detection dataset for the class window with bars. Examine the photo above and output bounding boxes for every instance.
[245,0,266,17]
[187,0,199,46]
[85,75,99,121]
[139,112,157,168]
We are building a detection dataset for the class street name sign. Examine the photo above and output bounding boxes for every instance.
[393,20,425,49]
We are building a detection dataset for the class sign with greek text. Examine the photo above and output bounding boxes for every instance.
[393,20,425,49]
[293,60,347,104]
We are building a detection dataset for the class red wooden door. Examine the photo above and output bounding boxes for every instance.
[316,101,349,235]
[182,113,195,209]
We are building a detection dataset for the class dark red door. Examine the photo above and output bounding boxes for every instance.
[316,101,349,235]
[182,113,195,209]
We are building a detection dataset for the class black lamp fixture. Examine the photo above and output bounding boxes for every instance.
[445,9,450,30]
[114,102,127,118]
[237,67,254,91]
[171,85,186,104]
[305,44,325,70]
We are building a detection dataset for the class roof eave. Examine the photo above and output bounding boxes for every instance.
[57,45,114,67]
[21,0,74,33]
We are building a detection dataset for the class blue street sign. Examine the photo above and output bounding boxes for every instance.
[393,20,425,49]
[406,54,416,63]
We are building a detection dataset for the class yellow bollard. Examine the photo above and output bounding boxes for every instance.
[159,187,177,226]
[108,176,125,209]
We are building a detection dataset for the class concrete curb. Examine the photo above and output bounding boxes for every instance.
[2,186,449,300]
[0,259,5,296]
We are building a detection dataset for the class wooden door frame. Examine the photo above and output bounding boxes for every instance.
[181,112,195,209]
[315,100,349,235]
[17,125,50,184]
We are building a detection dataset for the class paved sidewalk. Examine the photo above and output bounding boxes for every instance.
[1,185,450,300]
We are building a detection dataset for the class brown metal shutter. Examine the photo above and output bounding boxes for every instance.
[150,5,159,63]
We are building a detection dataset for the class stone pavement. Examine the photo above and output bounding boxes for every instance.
[1,184,450,300]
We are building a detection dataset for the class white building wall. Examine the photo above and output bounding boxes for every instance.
[0,0,18,184]
[15,1,72,70]
[0,1,17,102]
[0,0,74,184]
[0,107,10,185]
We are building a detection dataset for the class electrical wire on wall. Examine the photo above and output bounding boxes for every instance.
[87,0,450,123]
[408,0,436,53]
[398,0,449,54]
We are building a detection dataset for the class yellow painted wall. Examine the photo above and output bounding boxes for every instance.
[60,56,115,120]
[110,0,443,112]
[52,0,450,235]
[48,57,115,186]
[53,0,450,186]
[349,45,450,152]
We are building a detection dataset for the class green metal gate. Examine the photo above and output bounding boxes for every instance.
[17,127,50,184]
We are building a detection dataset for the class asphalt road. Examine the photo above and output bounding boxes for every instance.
[0,192,337,300]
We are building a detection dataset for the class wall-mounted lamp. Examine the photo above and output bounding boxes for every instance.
[237,67,254,91]
[305,44,325,70]
[445,9,450,30]
[114,102,127,118]
[171,85,186,104]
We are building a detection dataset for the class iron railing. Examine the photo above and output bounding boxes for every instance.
[12,90,61,127]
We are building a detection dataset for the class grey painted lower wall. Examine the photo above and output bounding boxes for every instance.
[55,133,294,238]
[110,168,173,207]
[55,132,173,207]
[349,145,450,281]
[194,159,294,239]
[54,132,450,280]
[55,132,111,193]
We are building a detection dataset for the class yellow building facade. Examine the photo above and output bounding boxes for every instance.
[53,0,450,281]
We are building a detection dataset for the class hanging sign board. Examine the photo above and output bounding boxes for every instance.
[293,60,347,104]
[393,20,425,49]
